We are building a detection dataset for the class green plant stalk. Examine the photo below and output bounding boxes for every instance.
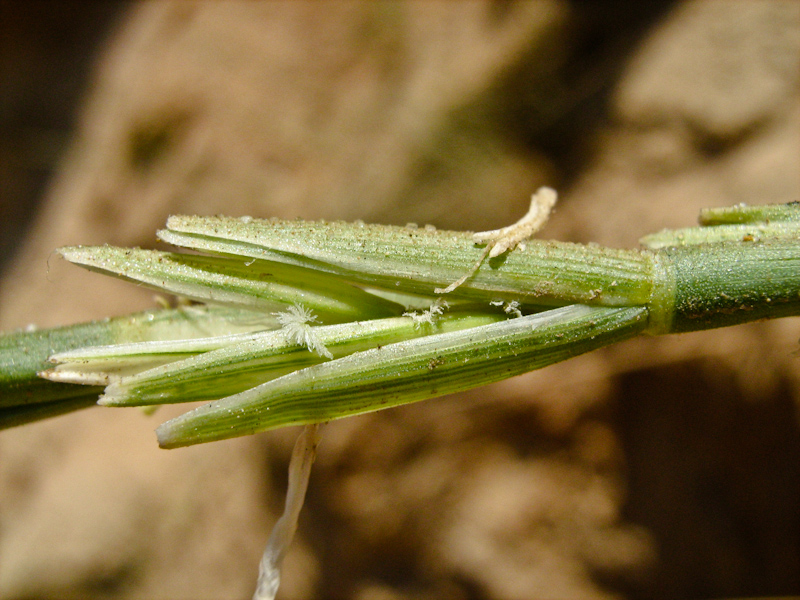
[0,394,101,430]
[658,240,800,332]
[0,305,273,408]
[641,222,800,248]
[0,306,276,428]
[1,202,797,445]
[641,201,800,248]
[699,201,800,225]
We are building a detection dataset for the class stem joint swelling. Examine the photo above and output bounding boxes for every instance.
[643,249,676,336]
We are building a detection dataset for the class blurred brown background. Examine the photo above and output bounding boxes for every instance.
[1,1,799,599]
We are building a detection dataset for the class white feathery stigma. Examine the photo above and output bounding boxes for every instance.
[273,303,332,359]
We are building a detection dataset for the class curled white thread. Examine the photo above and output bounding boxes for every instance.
[435,187,557,294]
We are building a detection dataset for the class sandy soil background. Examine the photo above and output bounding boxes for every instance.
[1,1,799,598]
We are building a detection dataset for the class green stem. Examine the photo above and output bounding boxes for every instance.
[0,395,100,429]
[0,306,276,410]
[3,202,798,440]
[699,201,800,225]
[652,240,800,333]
